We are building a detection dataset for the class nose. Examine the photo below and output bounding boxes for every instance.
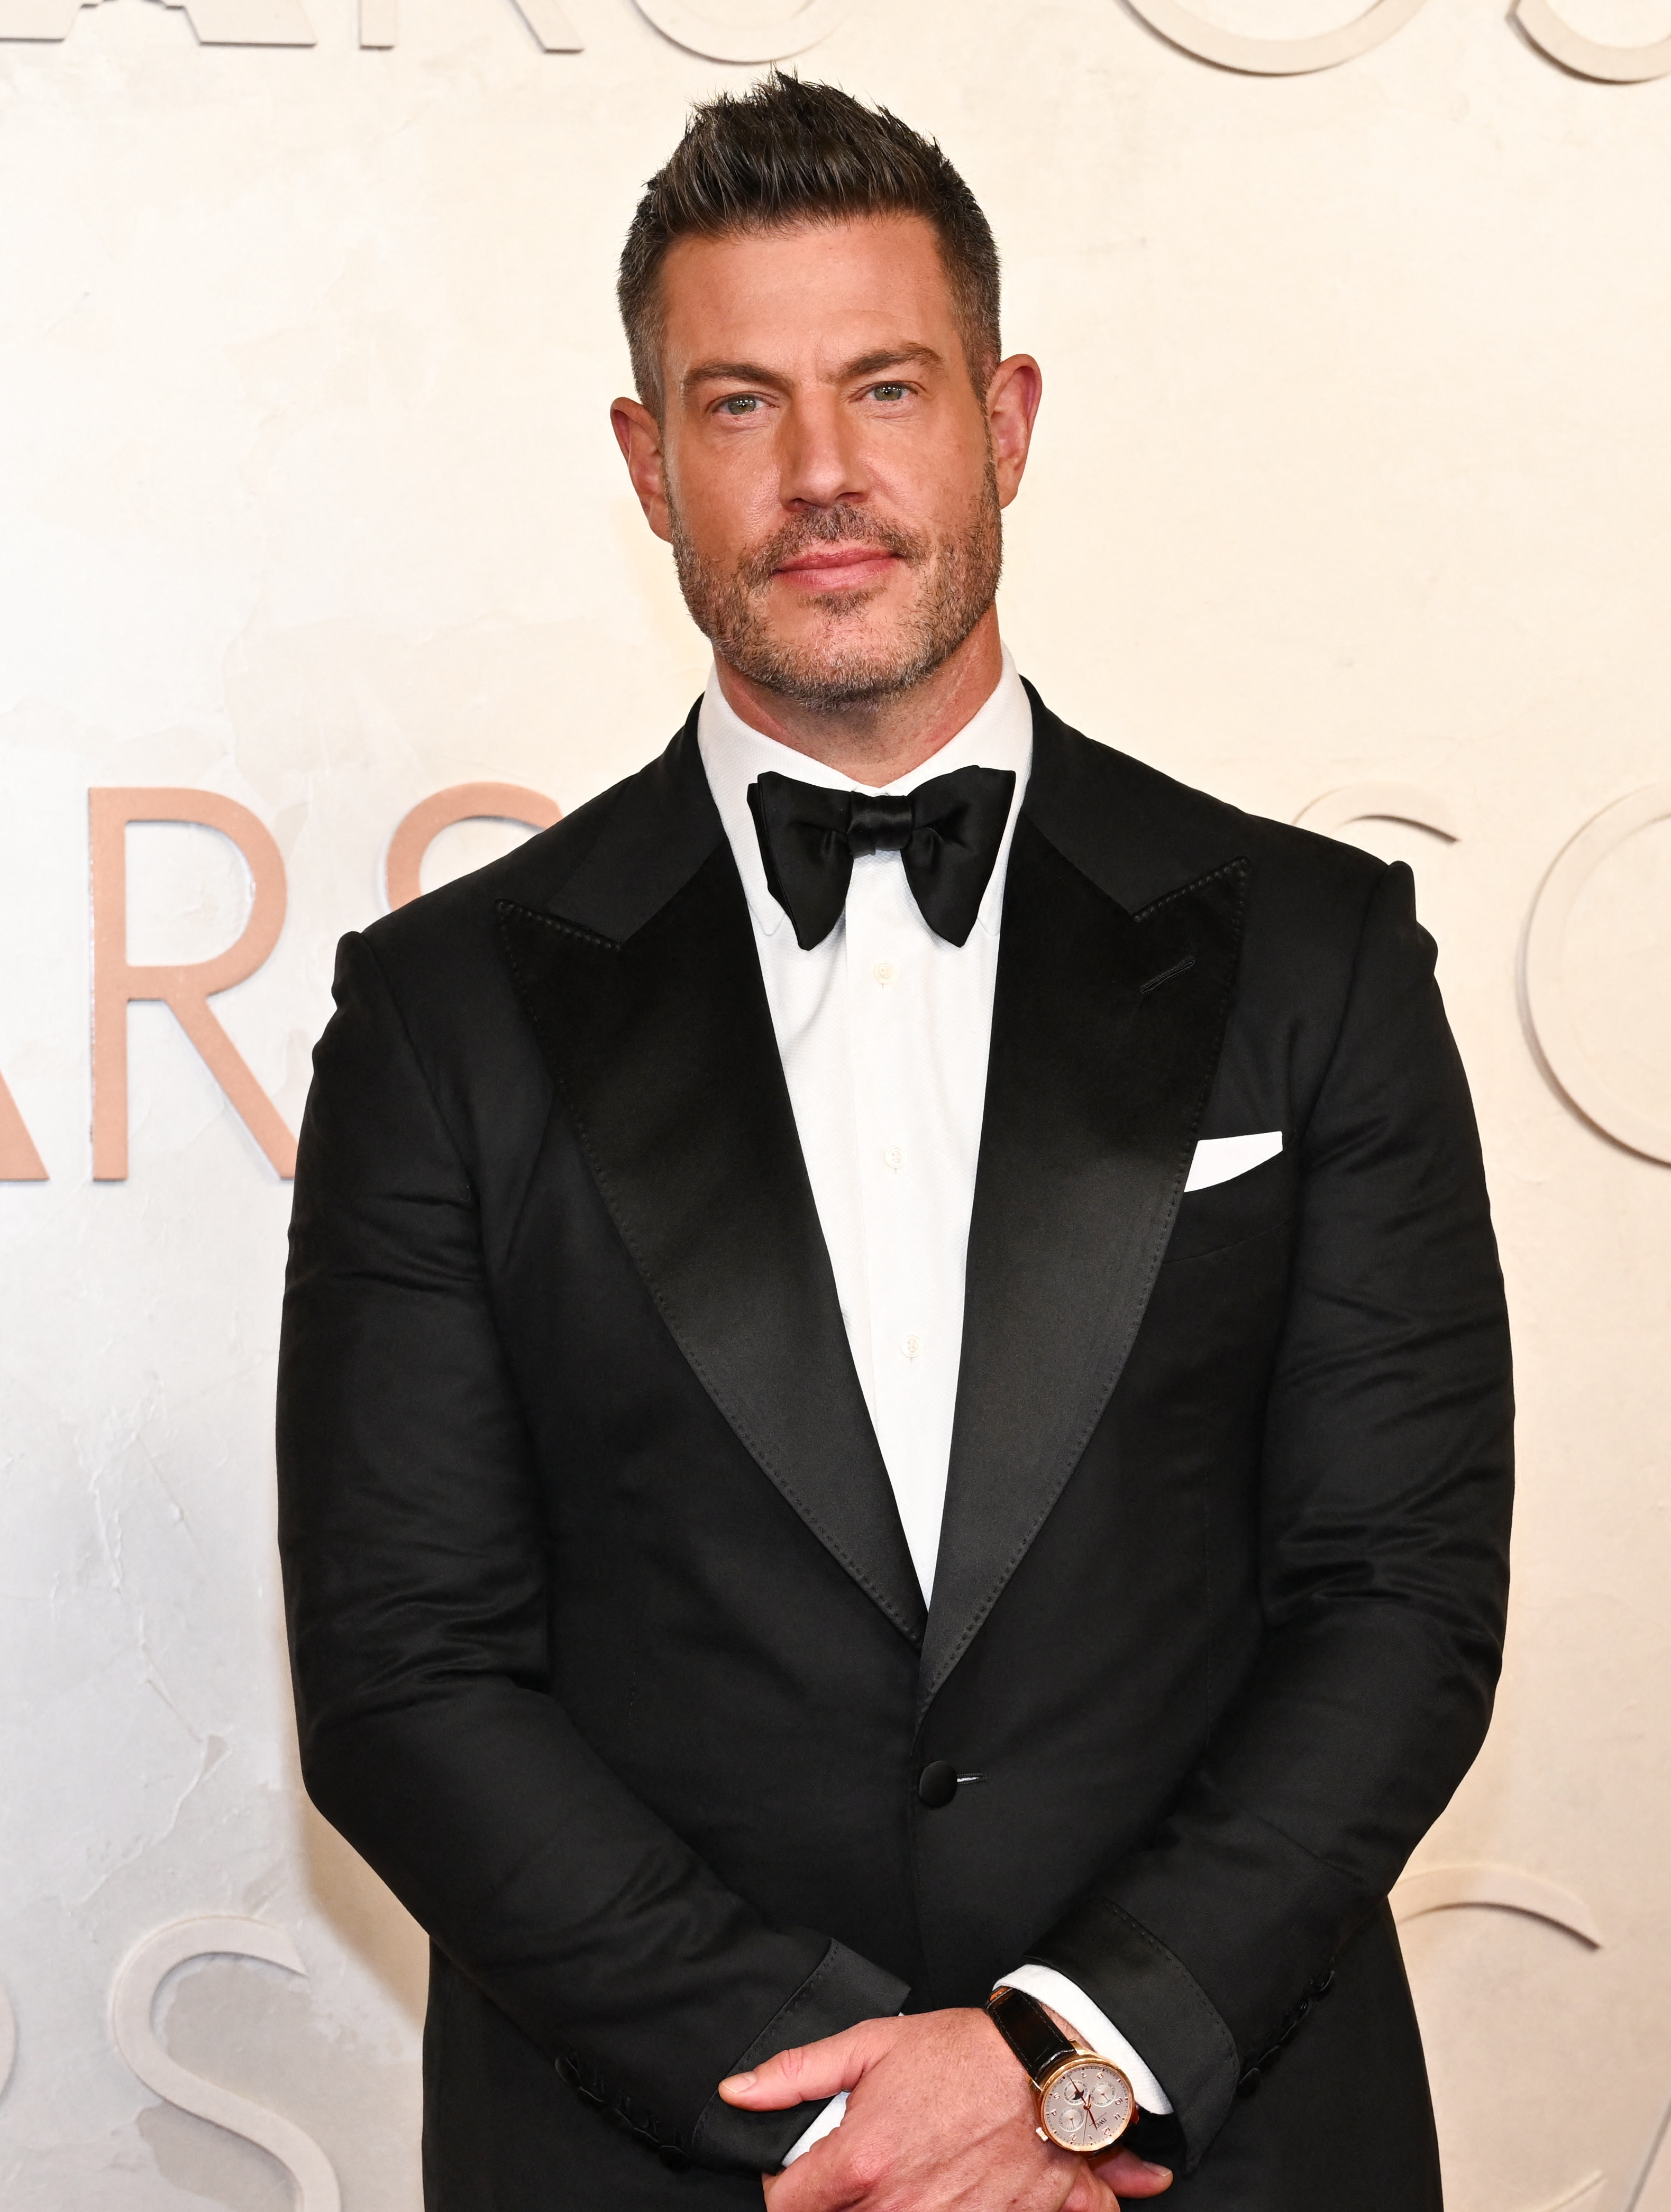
[778,390,869,513]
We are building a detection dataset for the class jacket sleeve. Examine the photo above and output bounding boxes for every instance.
[277,930,908,2176]
[1026,859,1514,2170]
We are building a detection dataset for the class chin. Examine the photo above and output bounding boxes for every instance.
[748,645,948,714]
[773,607,931,690]
[710,572,988,713]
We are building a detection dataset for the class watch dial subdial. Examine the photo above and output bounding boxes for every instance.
[1040,2062,1135,2152]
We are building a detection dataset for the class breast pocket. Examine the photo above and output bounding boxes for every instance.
[1166,1141,1292,1262]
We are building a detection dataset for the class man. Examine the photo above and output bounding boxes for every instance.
[278,74,1513,2212]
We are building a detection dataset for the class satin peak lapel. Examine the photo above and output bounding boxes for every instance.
[921,814,1249,1707]
[497,836,926,1648]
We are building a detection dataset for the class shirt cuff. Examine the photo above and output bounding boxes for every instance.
[782,2091,848,2167]
[992,1965,1174,2116]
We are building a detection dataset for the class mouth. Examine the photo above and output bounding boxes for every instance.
[771,545,902,594]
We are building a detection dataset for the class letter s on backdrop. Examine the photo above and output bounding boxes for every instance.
[111,1916,341,2212]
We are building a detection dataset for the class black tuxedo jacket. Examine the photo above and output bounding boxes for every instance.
[278,690,1513,2211]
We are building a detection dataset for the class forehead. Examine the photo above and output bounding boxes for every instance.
[658,214,956,370]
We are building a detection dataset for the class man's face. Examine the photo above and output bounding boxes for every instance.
[615,215,1032,713]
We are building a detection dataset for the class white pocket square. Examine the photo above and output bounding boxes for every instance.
[1185,1132,1283,1192]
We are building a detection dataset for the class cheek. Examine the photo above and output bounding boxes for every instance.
[670,439,784,553]
[872,423,991,528]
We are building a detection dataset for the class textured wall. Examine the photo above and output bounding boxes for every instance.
[1,1,1668,2207]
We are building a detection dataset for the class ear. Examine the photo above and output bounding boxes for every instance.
[611,396,673,544]
[986,354,1043,509]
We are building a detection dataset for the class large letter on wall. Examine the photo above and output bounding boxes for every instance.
[385,781,561,910]
[1522,785,1671,1166]
[1116,0,1426,74]
[0,0,93,38]
[1636,2096,1671,2211]
[112,1917,340,2212]
[157,0,317,45]
[0,1069,48,1181]
[90,789,297,1182]
[630,0,846,63]
[1510,0,1671,81]
[506,0,580,50]
[1294,783,1462,842]
[0,0,315,41]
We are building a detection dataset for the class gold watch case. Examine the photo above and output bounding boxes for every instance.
[1033,2051,1137,2154]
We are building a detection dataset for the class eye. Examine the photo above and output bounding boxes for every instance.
[869,382,911,403]
[718,394,763,417]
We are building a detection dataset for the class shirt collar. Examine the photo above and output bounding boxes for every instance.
[698,648,1034,942]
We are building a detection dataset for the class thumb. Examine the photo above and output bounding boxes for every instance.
[719,2020,898,2111]
[1085,2147,1175,2202]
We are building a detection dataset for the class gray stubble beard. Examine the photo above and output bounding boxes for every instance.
[669,458,1004,714]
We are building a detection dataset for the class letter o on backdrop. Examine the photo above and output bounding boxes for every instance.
[630,0,846,63]
[1390,1864,1602,1947]
[385,783,562,912]
[1522,785,1671,1165]
[1510,0,1671,81]
[1294,783,1462,841]
[1119,0,1428,75]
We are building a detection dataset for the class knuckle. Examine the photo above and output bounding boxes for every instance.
[843,2144,891,2195]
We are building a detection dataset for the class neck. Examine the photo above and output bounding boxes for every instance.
[714,608,1005,786]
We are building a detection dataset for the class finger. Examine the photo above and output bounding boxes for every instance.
[762,2131,864,2212]
[1094,2148,1175,2199]
[719,2020,897,2110]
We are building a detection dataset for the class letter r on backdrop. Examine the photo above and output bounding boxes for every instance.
[90,790,297,1182]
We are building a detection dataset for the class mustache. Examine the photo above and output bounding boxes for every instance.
[739,506,930,591]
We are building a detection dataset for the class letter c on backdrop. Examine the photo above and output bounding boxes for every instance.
[1521,785,1671,1165]
[629,0,846,63]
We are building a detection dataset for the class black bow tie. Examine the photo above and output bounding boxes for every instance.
[746,765,1018,952]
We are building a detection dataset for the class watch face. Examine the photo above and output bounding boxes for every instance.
[1039,2060,1135,2153]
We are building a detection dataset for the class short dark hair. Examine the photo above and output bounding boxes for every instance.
[618,73,1001,418]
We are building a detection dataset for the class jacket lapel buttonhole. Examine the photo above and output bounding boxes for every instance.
[1139,953,1197,996]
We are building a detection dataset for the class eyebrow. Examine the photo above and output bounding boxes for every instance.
[681,343,945,398]
[843,344,943,379]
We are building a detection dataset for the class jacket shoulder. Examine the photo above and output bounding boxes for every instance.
[308,713,717,1195]
[357,708,717,996]
[1025,692,1387,931]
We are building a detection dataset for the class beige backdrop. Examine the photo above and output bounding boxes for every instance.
[2,0,1669,2206]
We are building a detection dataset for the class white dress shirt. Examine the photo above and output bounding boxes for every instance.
[697,654,1173,2158]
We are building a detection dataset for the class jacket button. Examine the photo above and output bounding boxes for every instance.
[917,1761,959,1808]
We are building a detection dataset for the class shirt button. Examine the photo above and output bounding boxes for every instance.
[873,960,897,986]
[883,1146,905,1172]
[901,1333,923,1361]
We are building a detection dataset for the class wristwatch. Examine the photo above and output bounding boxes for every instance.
[984,1986,1137,2154]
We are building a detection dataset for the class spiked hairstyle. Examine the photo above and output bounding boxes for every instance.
[617,74,1002,418]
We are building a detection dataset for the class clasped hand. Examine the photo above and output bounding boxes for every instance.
[719,2007,1175,2211]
